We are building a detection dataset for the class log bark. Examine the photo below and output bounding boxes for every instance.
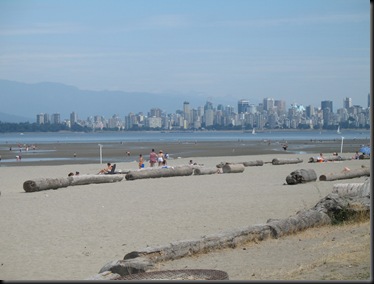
[285,169,317,185]
[222,163,245,173]
[69,175,124,186]
[319,167,370,181]
[125,166,193,180]
[243,160,264,167]
[23,175,124,192]
[332,183,366,196]
[193,167,218,175]
[271,158,303,165]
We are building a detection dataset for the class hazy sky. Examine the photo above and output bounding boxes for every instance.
[0,0,370,109]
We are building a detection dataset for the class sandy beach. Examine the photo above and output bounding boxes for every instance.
[0,141,371,280]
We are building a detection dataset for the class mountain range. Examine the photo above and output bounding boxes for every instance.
[0,79,235,123]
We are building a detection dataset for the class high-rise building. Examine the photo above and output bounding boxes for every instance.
[238,99,249,114]
[321,100,333,113]
[43,113,50,124]
[263,98,275,111]
[52,113,60,124]
[70,112,78,125]
[274,100,286,115]
[36,113,44,124]
[183,101,190,126]
[343,97,352,109]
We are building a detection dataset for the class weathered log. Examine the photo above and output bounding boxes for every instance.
[222,163,245,173]
[308,155,351,163]
[23,175,124,192]
[70,175,124,186]
[285,169,317,185]
[243,160,264,167]
[332,181,370,196]
[272,158,303,165]
[23,177,72,192]
[319,167,370,181]
[125,166,193,180]
[193,167,218,175]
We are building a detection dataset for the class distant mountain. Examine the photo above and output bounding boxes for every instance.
[0,112,33,123]
[0,79,229,123]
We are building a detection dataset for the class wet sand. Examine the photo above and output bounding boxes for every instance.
[0,138,369,167]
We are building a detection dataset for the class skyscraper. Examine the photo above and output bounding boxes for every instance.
[343,97,352,109]
[238,99,249,114]
[183,101,190,126]
[321,100,333,113]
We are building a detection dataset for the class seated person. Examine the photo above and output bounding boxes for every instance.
[317,153,325,162]
[161,160,172,168]
[98,162,113,174]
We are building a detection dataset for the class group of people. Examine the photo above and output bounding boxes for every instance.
[68,171,80,176]
[138,149,170,169]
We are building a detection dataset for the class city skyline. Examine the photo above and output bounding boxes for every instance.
[33,94,370,131]
[0,0,370,110]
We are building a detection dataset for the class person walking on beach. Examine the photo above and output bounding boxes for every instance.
[138,154,144,169]
[157,150,164,166]
[149,149,157,167]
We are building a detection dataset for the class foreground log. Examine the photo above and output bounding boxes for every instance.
[319,167,370,181]
[125,166,193,180]
[285,169,317,185]
[272,158,303,165]
[222,163,245,173]
[23,175,124,192]
[243,160,264,167]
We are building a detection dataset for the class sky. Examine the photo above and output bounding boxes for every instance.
[0,0,370,109]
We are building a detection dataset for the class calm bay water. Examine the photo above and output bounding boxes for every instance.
[0,129,370,144]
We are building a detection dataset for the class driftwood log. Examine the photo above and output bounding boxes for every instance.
[308,155,351,163]
[125,166,193,180]
[285,169,317,185]
[193,167,218,175]
[272,158,303,165]
[319,167,370,181]
[332,181,369,196]
[222,163,245,173]
[243,160,263,167]
[23,175,124,192]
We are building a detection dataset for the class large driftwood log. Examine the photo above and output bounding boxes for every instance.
[285,169,317,185]
[193,167,218,175]
[125,166,193,180]
[272,158,303,165]
[23,175,124,192]
[222,163,245,173]
[243,160,264,167]
[319,167,370,181]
